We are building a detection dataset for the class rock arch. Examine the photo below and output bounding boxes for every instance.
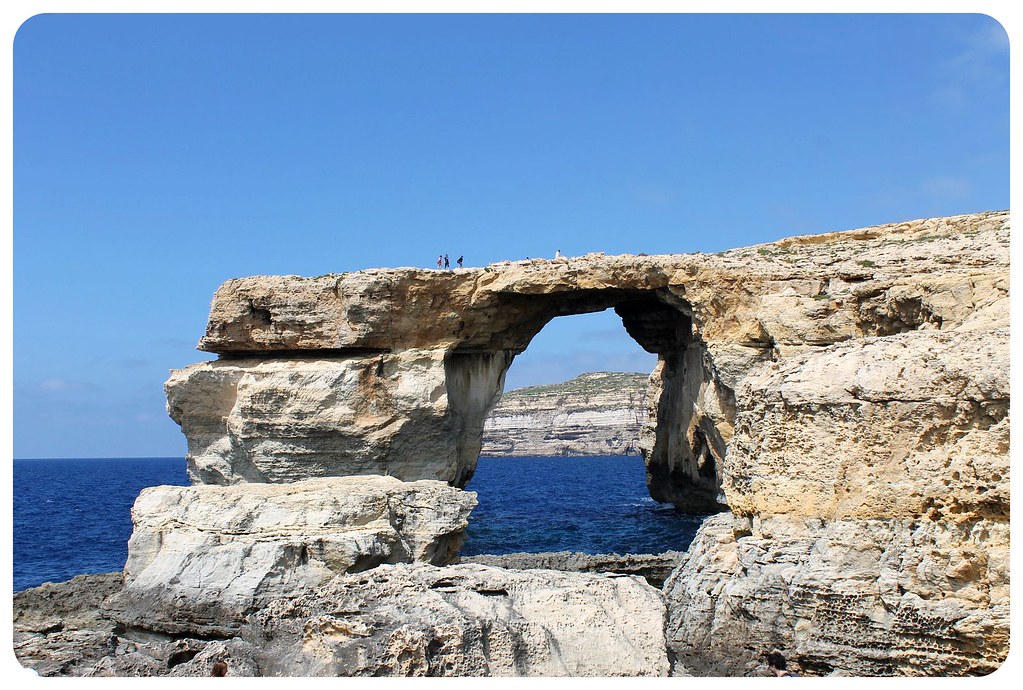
[168,261,734,512]
[441,287,726,511]
[167,212,1009,518]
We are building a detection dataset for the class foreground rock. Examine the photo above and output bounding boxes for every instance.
[462,550,683,588]
[106,476,477,637]
[13,573,124,677]
[15,564,669,677]
[666,514,1008,676]
[664,329,1010,676]
[481,372,648,456]
[241,563,669,676]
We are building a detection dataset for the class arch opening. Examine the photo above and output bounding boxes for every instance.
[461,308,709,562]
[443,286,731,515]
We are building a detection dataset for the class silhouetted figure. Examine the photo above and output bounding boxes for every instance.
[457,255,463,268]
[211,660,228,677]
[437,255,443,268]
[444,254,450,269]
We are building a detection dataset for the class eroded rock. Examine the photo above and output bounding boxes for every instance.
[242,563,670,676]
[15,564,670,677]
[106,476,477,637]
[663,327,1010,676]
[171,211,1008,515]
[664,514,1009,676]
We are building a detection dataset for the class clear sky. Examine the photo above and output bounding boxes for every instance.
[11,12,1010,459]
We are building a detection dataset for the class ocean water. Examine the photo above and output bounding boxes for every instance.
[462,456,708,556]
[13,455,707,592]
[13,457,188,593]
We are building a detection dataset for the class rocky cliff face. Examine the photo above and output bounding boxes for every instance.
[172,210,1008,513]
[481,372,648,456]
[14,210,1010,677]
[664,327,1009,676]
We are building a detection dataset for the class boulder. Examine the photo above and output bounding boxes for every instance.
[241,563,670,676]
[106,476,477,637]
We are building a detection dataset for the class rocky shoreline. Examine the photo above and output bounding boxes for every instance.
[14,551,683,677]
[13,210,1010,676]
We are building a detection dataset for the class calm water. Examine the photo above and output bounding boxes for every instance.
[13,455,706,592]
[13,457,188,593]
[462,455,707,556]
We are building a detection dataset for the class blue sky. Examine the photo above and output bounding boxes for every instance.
[11,13,1010,458]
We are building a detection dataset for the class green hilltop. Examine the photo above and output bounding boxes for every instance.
[501,371,649,399]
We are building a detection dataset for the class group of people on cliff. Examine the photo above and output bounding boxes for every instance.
[436,254,464,269]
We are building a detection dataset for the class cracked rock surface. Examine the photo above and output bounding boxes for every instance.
[105,476,477,637]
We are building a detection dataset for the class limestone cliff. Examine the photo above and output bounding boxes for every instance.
[664,328,1009,676]
[173,210,1009,514]
[481,372,648,456]
[13,210,1010,677]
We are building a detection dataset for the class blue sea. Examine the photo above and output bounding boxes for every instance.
[13,455,707,592]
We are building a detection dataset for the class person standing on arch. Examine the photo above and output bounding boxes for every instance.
[444,254,450,269]
[555,249,562,259]
[457,255,463,268]
[437,255,443,268]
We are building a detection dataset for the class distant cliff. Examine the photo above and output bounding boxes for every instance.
[481,372,648,456]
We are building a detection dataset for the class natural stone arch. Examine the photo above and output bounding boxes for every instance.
[442,287,727,513]
[177,209,1009,514]
[169,262,735,513]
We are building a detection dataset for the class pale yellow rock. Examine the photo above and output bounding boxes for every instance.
[170,210,1010,515]
[725,329,1008,521]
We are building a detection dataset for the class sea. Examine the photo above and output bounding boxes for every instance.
[12,455,708,592]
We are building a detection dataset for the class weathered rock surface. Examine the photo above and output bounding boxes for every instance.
[663,325,1010,676]
[481,371,648,456]
[241,563,670,676]
[726,329,1008,521]
[19,210,1007,678]
[172,210,1008,514]
[665,513,1009,676]
[106,476,477,637]
[196,211,1007,356]
[165,350,495,485]
[462,550,683,588]
[13,573,124,677]
[15,564,670,677]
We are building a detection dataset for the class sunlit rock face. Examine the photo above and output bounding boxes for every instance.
[171,210,1007,516]
[16,564,670,677]
[663,327,1010,676]
[106,476,477,637]
[238,563,671,677]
